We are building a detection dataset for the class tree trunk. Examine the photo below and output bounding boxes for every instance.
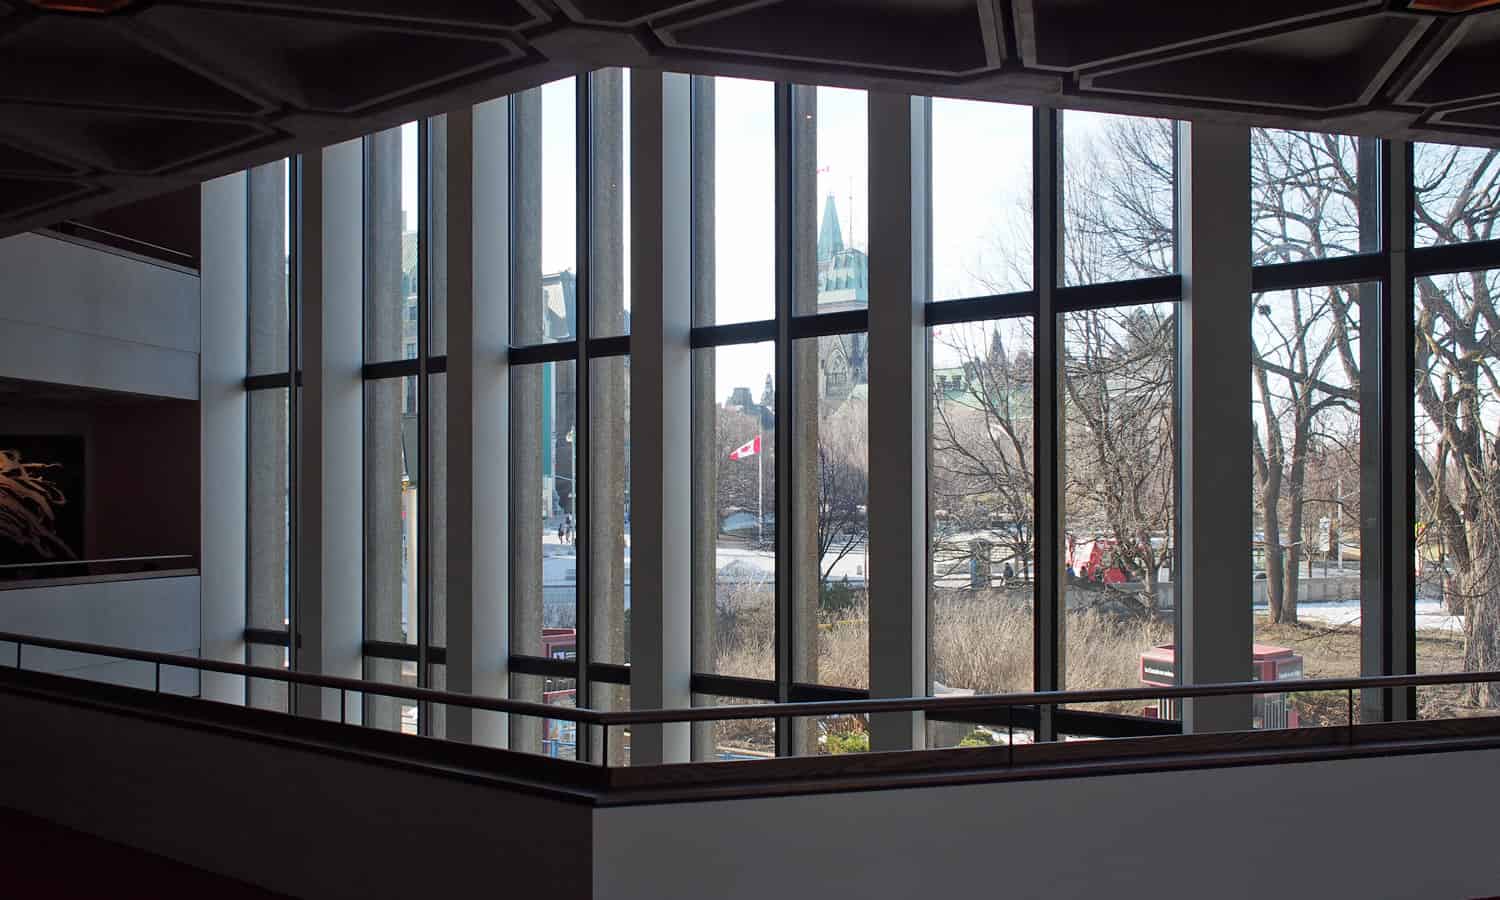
[1461,551,1500,708]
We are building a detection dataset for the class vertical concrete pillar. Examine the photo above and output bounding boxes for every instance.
[297,140,365,723]
[364,128,407,731]
[866,92,927,750]
[247,160,291,711]
[446,101,511,747]
[511,86,546,753]
[787,84,820,756]
[1177,121,1253,732]
[199,171,248,704]
[1033,108,1063,739]
[1373,140,1414,720]
[590,69,630,763]
[631,71,693,764]
[688,76,718,761]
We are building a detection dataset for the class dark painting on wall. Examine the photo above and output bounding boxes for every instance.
[0,435,85,567]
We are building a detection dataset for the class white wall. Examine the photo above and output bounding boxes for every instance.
[0,575,200,695]
[594,748,1500,900]
[0,231,199,399]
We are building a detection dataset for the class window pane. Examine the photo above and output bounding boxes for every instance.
[513,78,577,345]
[1414,268,1500,716]
[365,376,418,655]
[1061,111,1176,285]
[510,674,578,758]
[591,68,631,338]
[793,334,869,690]
[364,655,417,735]
[247,643,289,713]
[691,694,776,762]
[797,85,868,316]
[247,387,290,636]
[1061,304,1176,712]
[247,159,289,376]
[1251,285,1365,727]
[693,342,776,681]
[590,356,630,665]
[366,122,419,362]
[693,76,775,327]
[929,318,1035,699]
[931,99,1033,299]
[1251,129,1376,265]
[1413,142,1500,248]
[511,361,577,659]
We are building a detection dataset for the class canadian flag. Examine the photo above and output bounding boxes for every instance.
[728,435,761,461]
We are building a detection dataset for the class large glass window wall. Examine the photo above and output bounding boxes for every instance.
[236,70,1500,760]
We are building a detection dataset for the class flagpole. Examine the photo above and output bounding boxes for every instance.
[756,423,764,547]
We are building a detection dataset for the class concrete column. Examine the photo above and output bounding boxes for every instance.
[1033,108,1062,739]
[199,171,248,705]
[630,71,693,764]
[590,69,630,763]
[446,101,511,748]
[787,84,820,756]
[688,76,718,761]
[511,85,546,753]
[1177,121,1253,732]
[1375,140,1414,720]
[866,92,927,751]
[364,127,407,731]
[428,115,450,737]
[247,160,291,711]
[296,141,365,723]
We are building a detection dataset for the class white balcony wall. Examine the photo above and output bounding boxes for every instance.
[0,231,199,399]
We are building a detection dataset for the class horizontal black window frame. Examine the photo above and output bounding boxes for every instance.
[509,335,629,366]
[509,654,629,686]
[1055,274,1181,312]
[363,640,447,666]
[245,628,291,647]
[924,704,1181,739]
[362,355,448,381]
[1251,254,1386,294]
[690,319,776,349]
[689,674,870,705]
[925,290,1037,327]
[244,371,302,391]
[1407,237,1500,278]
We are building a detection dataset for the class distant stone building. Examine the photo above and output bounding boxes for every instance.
[814,194,869,409]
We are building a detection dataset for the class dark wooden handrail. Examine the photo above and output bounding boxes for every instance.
[6,629,1500,732]
[0,630,603,726]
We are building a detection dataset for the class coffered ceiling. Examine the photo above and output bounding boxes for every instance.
[3,0,1500,238]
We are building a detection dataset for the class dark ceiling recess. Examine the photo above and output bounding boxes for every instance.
[26,0,134,12]
[4,0,1500,239]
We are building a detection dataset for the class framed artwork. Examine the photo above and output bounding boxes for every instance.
[0,435,85,566]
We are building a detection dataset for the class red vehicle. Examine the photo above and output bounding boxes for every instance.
[1067,535,1130,583]
[1139,644,1303,729]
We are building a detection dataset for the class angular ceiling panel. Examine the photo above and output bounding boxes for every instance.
[1020,0,1383,70]
[140,6,521,114]
[1435,101,1500,131]
[0,106,269,174]
[0,139,77,175]
[1086,14,1426,112]
[1,0,1499,239]
[664,0,991,76]
[555,0,727,27]
[180,0,545,30]
[0,176,93,219]
[0,17,263,115]
[1408,10,1500,104]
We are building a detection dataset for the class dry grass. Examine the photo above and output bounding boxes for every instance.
[706,584,1487,747]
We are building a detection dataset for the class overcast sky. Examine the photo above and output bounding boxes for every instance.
[390,77,1138,405]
